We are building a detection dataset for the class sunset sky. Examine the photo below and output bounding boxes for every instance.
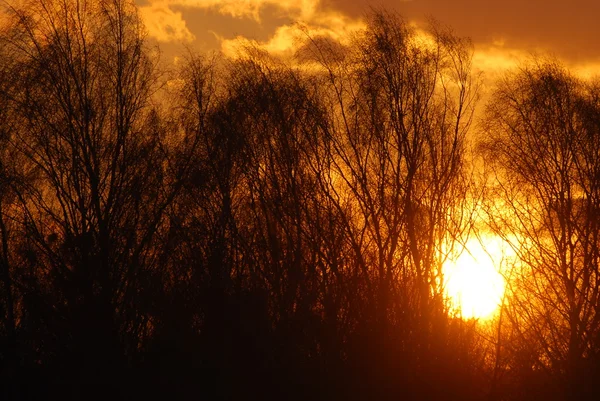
[137,0,600,77]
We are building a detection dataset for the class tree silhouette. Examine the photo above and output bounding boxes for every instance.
[302,10,481,399]
[0,2,597,401]
[483,59,600,401]
[0,0,189,397]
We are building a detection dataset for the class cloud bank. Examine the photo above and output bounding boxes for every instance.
[137,0,600,75]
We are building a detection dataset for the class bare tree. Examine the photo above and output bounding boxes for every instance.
[483,59,600,400]
[0,0,196,392]
[303,11,479,376]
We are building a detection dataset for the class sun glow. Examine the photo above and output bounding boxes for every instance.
[444,236,509,320]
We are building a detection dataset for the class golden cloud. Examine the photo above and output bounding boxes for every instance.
[472,43,600,84]
[140,0,319,29]
[181,0,320,21]
[571,62,600,81]
[139,2,195,42]
[138,0,600,83]
[138,0,364,62]
[219,10,364,60]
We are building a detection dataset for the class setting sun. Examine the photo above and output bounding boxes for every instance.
[444,236,508,320]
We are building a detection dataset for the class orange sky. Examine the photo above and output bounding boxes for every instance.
[136,0,600,76]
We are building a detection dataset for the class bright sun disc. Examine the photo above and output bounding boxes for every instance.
[443,236,508,320]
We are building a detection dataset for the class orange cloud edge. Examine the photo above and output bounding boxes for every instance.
[138,0,600,79]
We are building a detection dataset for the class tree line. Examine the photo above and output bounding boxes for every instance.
[0,1,598,400]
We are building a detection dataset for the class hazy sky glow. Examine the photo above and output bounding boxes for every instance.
[137,0,600,75]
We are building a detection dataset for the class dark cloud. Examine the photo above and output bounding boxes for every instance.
[180,6,293,46]
[139,0,600,67]
[327,0,600,62]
